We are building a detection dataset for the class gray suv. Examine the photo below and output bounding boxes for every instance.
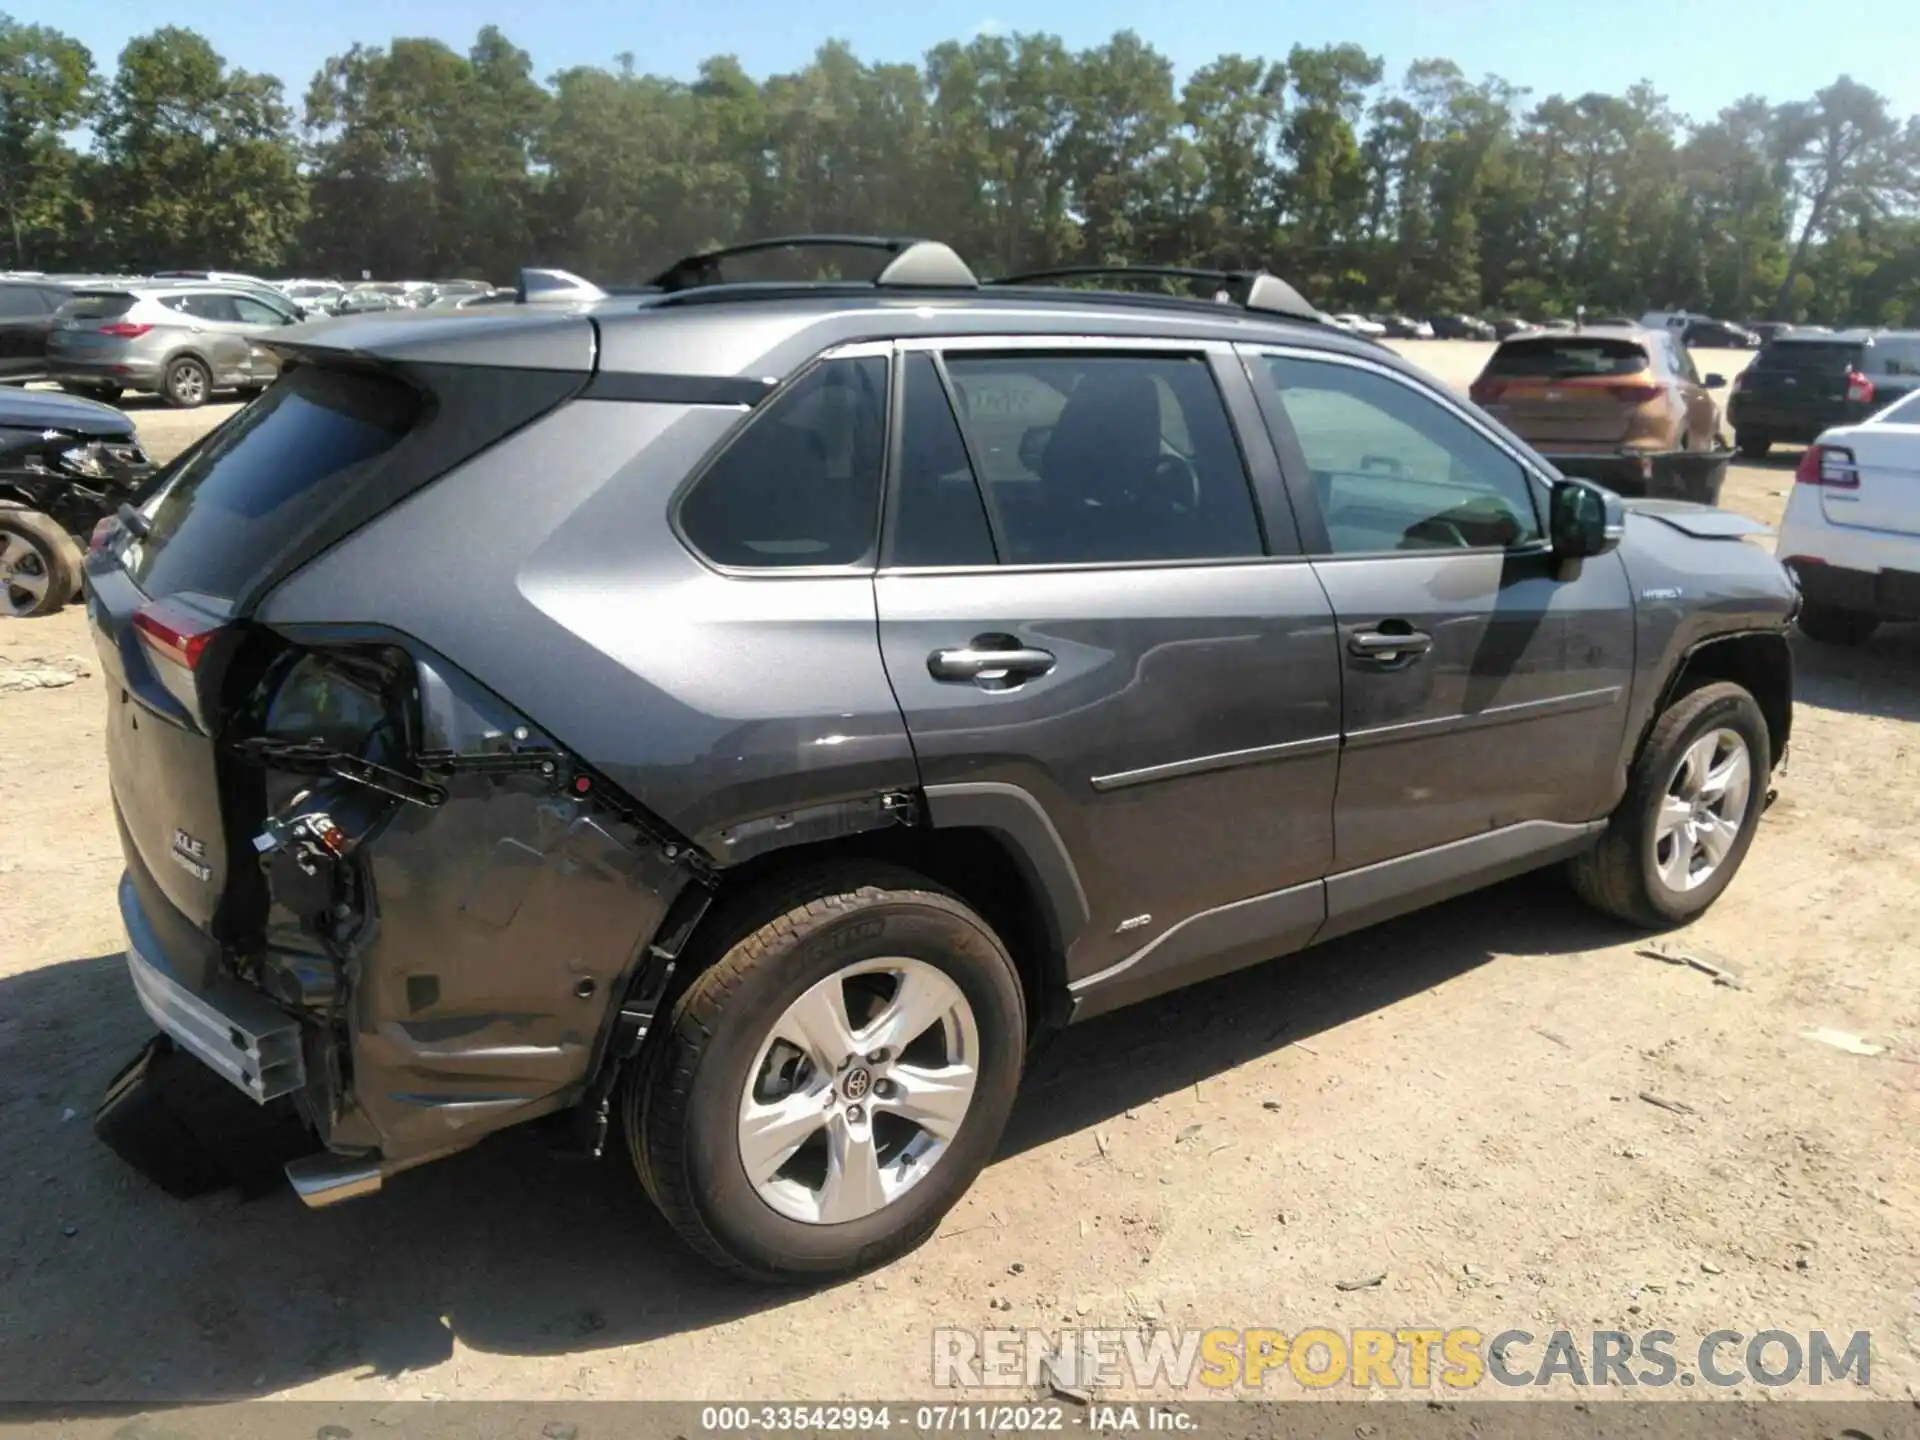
[47,282,301,407]
[85,237,1797,1280]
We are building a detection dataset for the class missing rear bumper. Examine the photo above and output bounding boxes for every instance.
[123,909,305,1103]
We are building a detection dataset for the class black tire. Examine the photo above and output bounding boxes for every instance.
[1734,433,1770,460]
[1569,681,1771,928]
[0,506,82,618]
[59,380,123,404]
[1795,600,1879,647]
[162,355,212,409]
[625,863,1026,1281]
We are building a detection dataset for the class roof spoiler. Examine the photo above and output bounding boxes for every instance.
[647,235,979,295]
[516,267,608,304]
[986,264,1323,325]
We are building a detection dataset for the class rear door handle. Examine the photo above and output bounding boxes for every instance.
[1348,628,1433,664]
[928,640,1056,688]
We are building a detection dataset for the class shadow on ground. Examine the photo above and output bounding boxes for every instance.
[1791,625,1920,724]
[0,873,1632,1407]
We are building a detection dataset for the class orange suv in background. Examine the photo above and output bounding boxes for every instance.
[1469,325,1731,501]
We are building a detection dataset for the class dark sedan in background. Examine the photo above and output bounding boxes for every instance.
[1727,330,1920,457]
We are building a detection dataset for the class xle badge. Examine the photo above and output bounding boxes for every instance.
[171,827,211,881]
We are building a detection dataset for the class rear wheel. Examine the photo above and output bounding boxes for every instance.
[162,356,211,409]
[625,864,1026,1280]
[0,506,82,618]
[1796,600,1879,646]
[1734,433,1770,460]
[1570,681,1770,928]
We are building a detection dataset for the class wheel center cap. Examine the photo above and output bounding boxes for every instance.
[842,1065,872,1102]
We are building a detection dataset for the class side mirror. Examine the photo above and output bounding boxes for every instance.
[1704,373,1726,390]
[1549,479,1624,559]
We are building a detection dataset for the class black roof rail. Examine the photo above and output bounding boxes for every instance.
[986,264,1323,325]
[648,234,978,294]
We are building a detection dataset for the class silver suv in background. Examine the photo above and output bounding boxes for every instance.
[46,284,301,408]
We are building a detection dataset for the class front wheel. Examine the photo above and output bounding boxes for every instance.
[624,864,1026,1280]
[1796,600,1879,647]
[1569,681,1770,927]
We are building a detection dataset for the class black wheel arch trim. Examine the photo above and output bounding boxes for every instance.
[1648,627,1794,771]
[922,780,1091,965]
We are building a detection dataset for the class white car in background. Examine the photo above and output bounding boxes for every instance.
[1329,312,1387,337]
[1776,388,1920,645]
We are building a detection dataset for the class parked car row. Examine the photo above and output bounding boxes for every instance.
[1,270,511,399]
[274,277,507,315]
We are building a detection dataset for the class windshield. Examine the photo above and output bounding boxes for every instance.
[1485,337,1648,378]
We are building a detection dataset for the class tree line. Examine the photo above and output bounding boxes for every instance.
[5,13,1920,323]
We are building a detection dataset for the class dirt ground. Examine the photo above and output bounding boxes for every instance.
[2,345,1917,1408]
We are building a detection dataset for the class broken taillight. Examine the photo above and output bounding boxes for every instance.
[132,597,228,717]
[89,516,120,553]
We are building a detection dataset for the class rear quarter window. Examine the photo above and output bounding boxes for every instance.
[1485,338,1649,378]
[677,355,887,568]
[127,365,421,600]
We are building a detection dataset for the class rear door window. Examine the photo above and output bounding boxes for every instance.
[128,364,422,600]
[1485,338,1649,378]
[186,293,241,323]
[889,353,997,567]
[942,353,1263,565]
[677,355,887,568]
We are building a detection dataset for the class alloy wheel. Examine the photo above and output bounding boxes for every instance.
[0,533,51,617]
[738,957,979,1225]
[1653,727,1753,892]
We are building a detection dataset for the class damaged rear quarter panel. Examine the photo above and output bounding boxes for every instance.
[248,639,697,1162]
[344,770,689,1158]
[254,397,921,1154]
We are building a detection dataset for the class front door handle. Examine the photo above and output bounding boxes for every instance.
[1348,627,1434,664]
[928,639,1056,688]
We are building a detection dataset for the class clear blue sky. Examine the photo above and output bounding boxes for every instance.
[21,0,1904,124]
